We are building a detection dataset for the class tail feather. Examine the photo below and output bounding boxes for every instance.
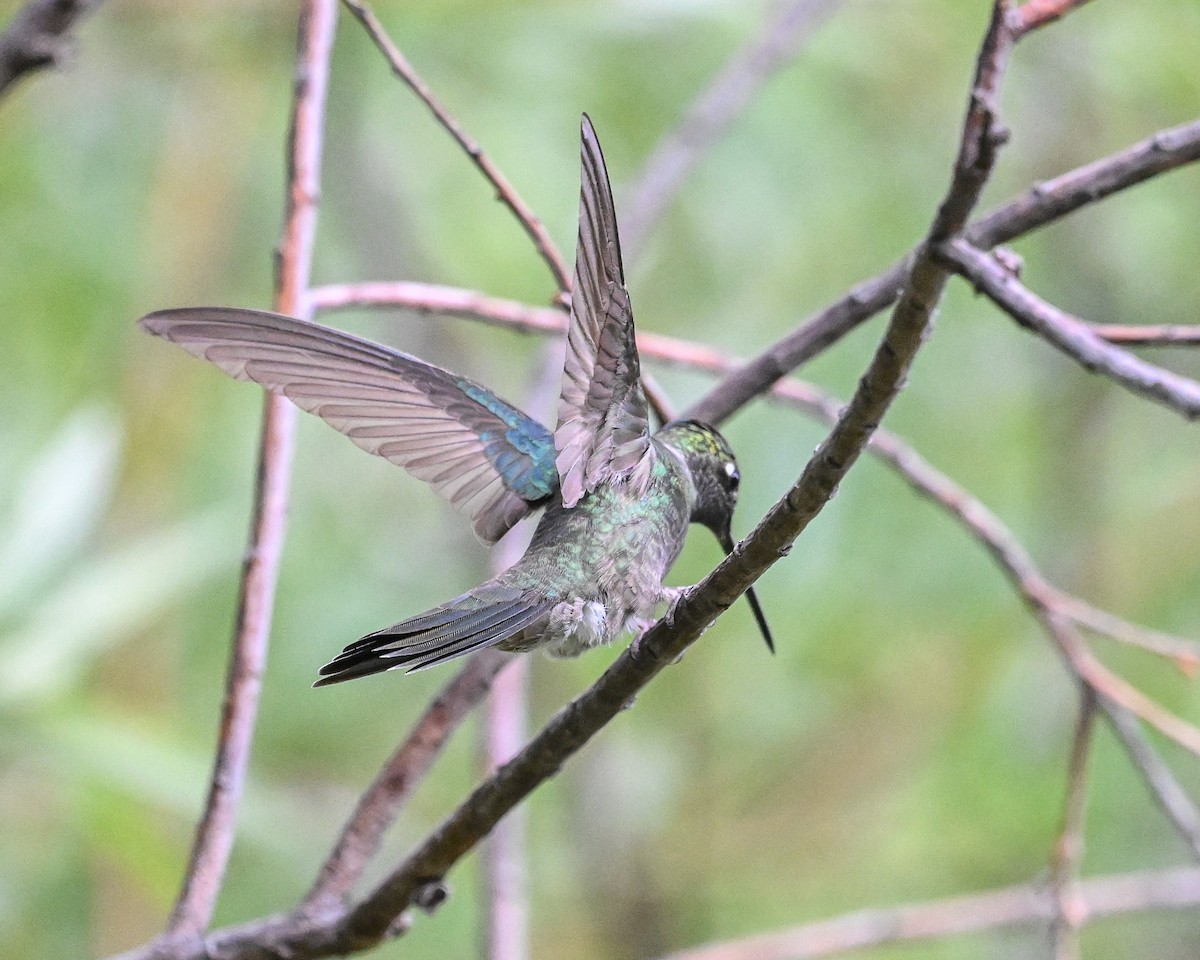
[314,589,554,685]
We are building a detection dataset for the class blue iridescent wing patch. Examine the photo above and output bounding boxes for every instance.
[140,307,558,542]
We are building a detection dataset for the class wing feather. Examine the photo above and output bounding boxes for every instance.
[554,115,655,508]
[140,307,558,543]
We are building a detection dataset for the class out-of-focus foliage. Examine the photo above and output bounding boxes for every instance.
[1,0,1198,957]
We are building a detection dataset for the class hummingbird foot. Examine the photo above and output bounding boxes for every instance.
[659,585,691,623]
[628,586,694,661]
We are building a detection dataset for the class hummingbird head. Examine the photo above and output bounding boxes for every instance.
[659,419,774,653]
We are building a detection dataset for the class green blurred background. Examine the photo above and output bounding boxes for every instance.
[2,0,1199,957]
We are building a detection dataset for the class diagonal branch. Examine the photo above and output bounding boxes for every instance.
[158,0,338,943]
[1099,698,1200,861]
[685,116,1200,426]
[1088,324,1200,347]
[750,377,1200,858]
[938,238,1200,420]
[340,0,570,292]
[1010,0,1100,37]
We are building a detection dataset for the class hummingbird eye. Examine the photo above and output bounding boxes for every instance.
[723,461,740,491]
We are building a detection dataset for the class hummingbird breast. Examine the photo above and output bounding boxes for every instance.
[497,441,695,658]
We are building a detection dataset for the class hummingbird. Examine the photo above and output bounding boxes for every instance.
[139,114,772,683]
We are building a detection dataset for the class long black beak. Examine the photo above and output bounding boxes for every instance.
[717,527,775,654]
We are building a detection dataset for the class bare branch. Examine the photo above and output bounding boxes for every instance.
[1010,0,1100,38]
[685,116,1200,426]
[1091,324,1200,347]
[0,0,99,99]
[1099,698,1200,861]
[650,867,1200,960]
[621,0,840,259]
[1049,689,1097,960]
[477,347,562,960]
[160,0,338,942]
[311,280,566,332]
[746,377,1200,859]
[970,119,1200,246]
[1056,595,1200,674]
[1048,616,1200,758]
[938,238,1200,420]
[480,656,531,960]
[340,0,570,292]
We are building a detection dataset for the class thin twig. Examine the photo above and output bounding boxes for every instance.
[621,0,840,259]
[159,0,338,942]
[938,238,1200,420]
[478,345,560,960]
[339,0,570,292]
[1049,688,1097,960]
[1045,614,1200,758]
[311,280,566,331]
[1091,324,1200,347]
[480,656,531,960]
[1055,594,1200,674]
[1010,0,1099,37]
[684,116,1200,426]
[648,867,1200,960]
[1099,698,1200,861]
[0,0,99,98]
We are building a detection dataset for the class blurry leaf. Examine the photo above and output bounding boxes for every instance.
[50,709,335,862]
[0,509,238,707]
[0,407,121,617]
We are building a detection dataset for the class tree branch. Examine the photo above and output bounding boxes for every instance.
[339,0,570,293]
[1088,324,1200,347]
[1049,688,1097,960]
[1010,0,1099,38]
[938,238,1200,420]
[159,0,338,944]
[684,116,1200,426]
[1099,698,1200,861]
[650,867,1200,960]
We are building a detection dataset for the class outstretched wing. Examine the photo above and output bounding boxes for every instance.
[554,114,655,509]
[140,308,557,543]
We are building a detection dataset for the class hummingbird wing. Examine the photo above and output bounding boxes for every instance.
[554,114,655,509]
[314,582,555,682]
[139,308,558,543]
